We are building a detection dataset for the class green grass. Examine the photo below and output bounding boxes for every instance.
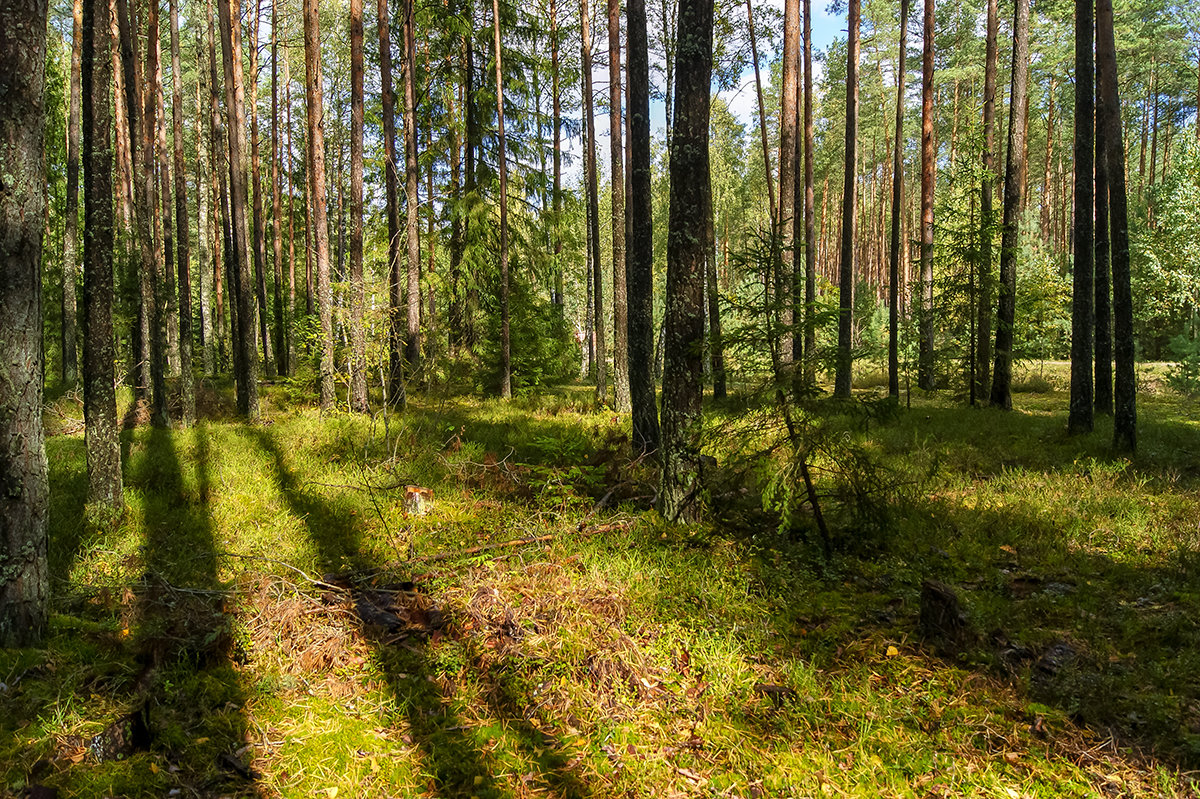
[4,371,1200,797]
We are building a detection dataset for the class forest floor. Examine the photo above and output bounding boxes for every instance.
[4,364,1200,798]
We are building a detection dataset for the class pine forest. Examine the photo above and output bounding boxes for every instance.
[2,0,1200,792]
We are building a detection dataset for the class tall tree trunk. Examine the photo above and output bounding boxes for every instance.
[380,0,403,405]
[403,0,421,384]
[989,0,1028,409]
[887,0,908,399]
[975,0,998,404]
[610,0,630,411]
[627,0,659,453]
[801,0,816,385]
[1148,84,1159,188]
[582,0,607,402]
[249,0,273,377]
[447,68,464,353]
[271,0,287,376]
[82,0,123,508]
[705,184,726,399]
[659,0,712,522]
[0,0,50,646]
[155,52,179,381]
[1095,82,1112,415]
[206,0,229,371]
[746,0,775,227]
[285,49,296,372]
[1040,80,1055,238]
[778,0,799,374]
[195,27,215,376]
[833,0,859,398]
[463,21,479,351]
[551,0,564,308]
[64,0,83,387]
[115,0,161,418]
[170,0,193,424]
[302,0,334,411]
[493,0,512,397]
[1096,0,1135,450]
[1068,0,1094,435]
[348,0,368,411]
[917,0,935,390]
[220,0,262,418]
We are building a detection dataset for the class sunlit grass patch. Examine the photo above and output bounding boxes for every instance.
[11,379,1200,797]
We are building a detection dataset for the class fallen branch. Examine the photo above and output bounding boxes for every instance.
[414,534,556,563]
[411,519,635,565]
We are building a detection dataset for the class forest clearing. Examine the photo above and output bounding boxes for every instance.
[3,366,1200,797]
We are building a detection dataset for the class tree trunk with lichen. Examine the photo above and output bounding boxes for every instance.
[659,0,712,522]
[219,0,261,418]
[82,0,123,511]
[0,0,51,647]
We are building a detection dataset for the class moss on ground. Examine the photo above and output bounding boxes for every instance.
[4,372,1199,797]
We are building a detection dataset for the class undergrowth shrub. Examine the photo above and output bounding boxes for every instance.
[479,273,576,396]
[1166,334,1200,397]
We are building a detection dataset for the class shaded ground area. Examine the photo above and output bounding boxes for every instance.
[3,378,1200,797]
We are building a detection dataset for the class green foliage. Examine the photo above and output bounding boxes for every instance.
[1166,332,1200,397]
[1132,140,1200,359]
[478,269,576,396]
[1015,225,1072,363]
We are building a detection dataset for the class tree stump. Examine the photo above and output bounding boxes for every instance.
[403,485,433,516]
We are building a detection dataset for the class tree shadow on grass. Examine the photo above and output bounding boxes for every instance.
[249,426,592,798]
[9,423,258,797]
[737,481,1200,774]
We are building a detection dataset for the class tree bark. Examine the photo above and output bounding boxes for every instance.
[0,0,51,646]
[627,0,659,454]
[887,0,908,399]
[155,40,179,383]
[1068,0,1094,435]
[208,0,231,372]
[777,0,799,375]
[581,0,607,403]
[1096,0,1135,450]
[493,0,512,397]
[746,0,775,227]
[989,0,1028,409]
[302,0,334,411]
[659,0,712,522]
[64,0,83,387]
[348,0,368,411]
[150,0,176,411]
[833,0,859,398]
[115,0,157,416]
[379,0,404,405]
[551,0,564,309]
[271,0,287,377]
[917,0,935,391]
[1040,80,1055,238]
[610,0,630,411]
[284,49,296,373]
[82,0,123,509]
[219,0,262,418]
[975,0,998,404]
[801,0,816,385]
[194,26,214,376]
[705,184,726,399]
[170,0,193,424]
[403,0,422,383]
[1094,85,1112,416]
[249,0,273,378]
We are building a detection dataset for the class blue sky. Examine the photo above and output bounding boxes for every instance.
[575,0,849,182]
